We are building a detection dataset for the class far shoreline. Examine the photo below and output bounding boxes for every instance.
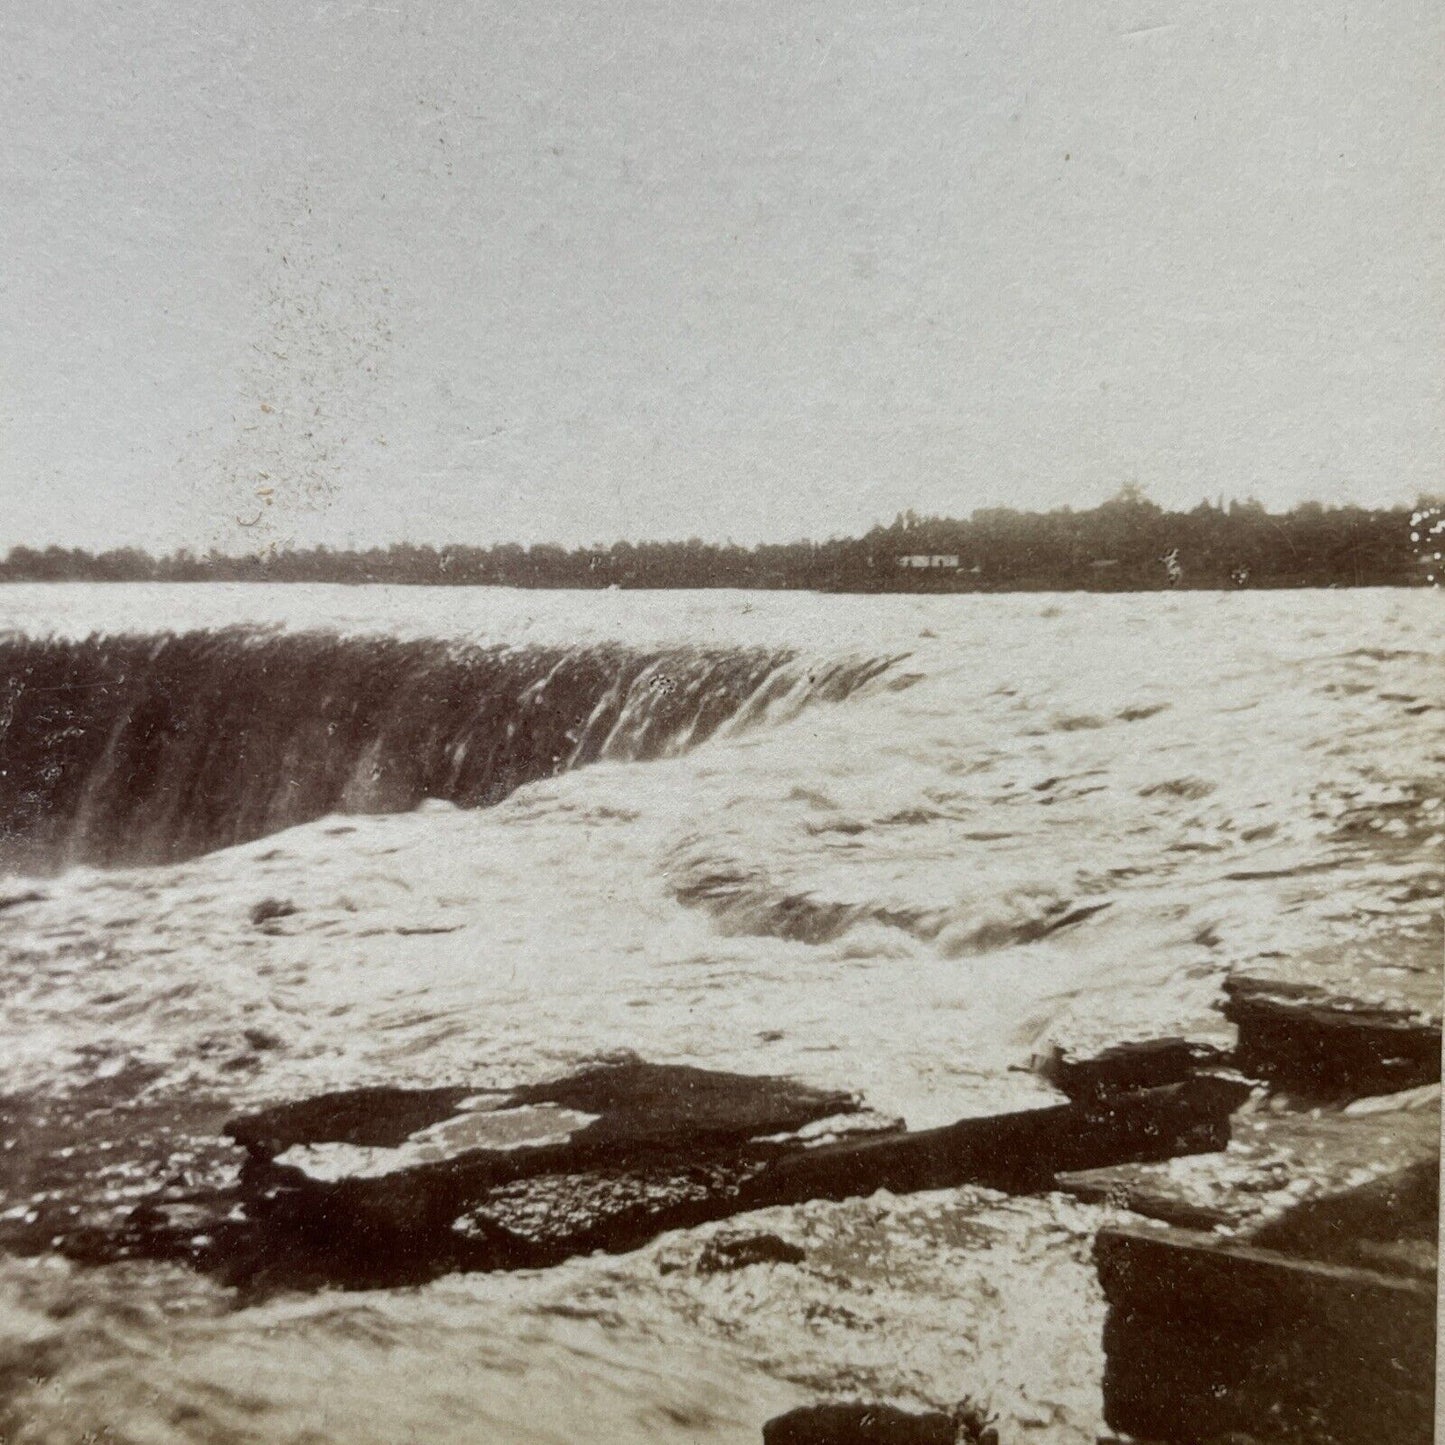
[0,577,1428,594]
[3,493,1437,592]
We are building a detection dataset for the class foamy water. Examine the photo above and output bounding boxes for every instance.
[0,585,1439,1443]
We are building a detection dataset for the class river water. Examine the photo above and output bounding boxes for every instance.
[0,584,1438,1443]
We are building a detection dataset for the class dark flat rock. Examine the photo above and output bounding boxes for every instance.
[217,1060,862,1288]
[1036,1037,1231,1103]
[762,1403,979,1445]
[1056,1086,1440,1243]
[229,1085,480,1155]
[229,1060,858,1163]
[1222,975,1441,1099]
[212,1066,1247,1290]
[505,1060,861,1151]
[1095,1224,1436,1445]
[744,1075,1250,1207]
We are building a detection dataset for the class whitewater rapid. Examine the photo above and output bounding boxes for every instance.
[0,584,1439,1444]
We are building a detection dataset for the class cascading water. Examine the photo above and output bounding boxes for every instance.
[0,629,901,871]
[0,589,1438,1445]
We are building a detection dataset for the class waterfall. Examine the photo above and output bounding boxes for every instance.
[0,629,899,870]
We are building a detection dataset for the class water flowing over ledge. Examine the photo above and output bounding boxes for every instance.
[0,630,901,871]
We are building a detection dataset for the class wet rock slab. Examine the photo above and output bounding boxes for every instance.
[218,1059,1246,1290]
[735,1075,1248,1207]
[1222,974,1441,1099]
[1056,1085,1440,1238]
[222,1060,865,1288]
[1037,1037,1232,1105]
[1093,1083,1439,1445]
[1096,1224,1436,1445]
[1,1055,1250,1292]
[762,1401,991,1445]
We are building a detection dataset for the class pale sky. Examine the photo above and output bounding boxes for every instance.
[1,0,1440,553]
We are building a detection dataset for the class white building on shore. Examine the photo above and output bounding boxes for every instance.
[897,554,960,570]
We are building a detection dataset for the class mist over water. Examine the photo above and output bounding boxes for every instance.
[0,585,1439,1444]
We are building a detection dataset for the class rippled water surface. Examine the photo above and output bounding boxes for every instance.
[0,584,1439,1443]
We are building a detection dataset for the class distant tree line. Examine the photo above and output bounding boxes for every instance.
[2,492,1435,591]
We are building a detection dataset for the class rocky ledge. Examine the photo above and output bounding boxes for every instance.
[1,1054,1249,1293]
[1065,969,1441,1445]
[1222,974,1441,1099]
[1089,1083,1439,1445]
[219,1057,1246,1290]
[1,954,1434,1442]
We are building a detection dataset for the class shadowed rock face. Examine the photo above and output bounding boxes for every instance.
[1096,1223,1437,1445]
[1222,975,1441,1101]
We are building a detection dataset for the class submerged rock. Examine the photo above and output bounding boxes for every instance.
[1037,1037,1231,1103]
[248,897,298,926]
[0,888,46,912]
[694,1232,806,1274]
[762,1403,964,1445]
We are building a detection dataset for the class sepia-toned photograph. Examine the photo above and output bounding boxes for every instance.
[0,2,1440,1442]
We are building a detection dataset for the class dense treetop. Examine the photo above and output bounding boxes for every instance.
[2,492,1437,591]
